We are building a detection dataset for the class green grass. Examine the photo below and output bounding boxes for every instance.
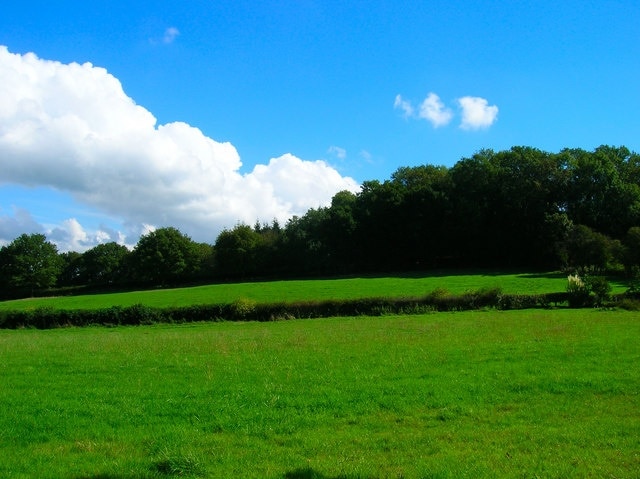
[0,271,585,312]
[1,309,639,478]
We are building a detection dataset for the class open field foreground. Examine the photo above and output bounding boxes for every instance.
[0,271,586,312]
[1,310,639,478]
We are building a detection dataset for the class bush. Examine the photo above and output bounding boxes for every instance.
[566,274,612,307]
[545,292,569,306]
[426,287,451,302]
[586,276,611,307]
[498,294,544,310]
[567,274,592,307]
[616,298,640,311]
[230,298,257,319]
[462,287,502,309]
[120,304,162,325]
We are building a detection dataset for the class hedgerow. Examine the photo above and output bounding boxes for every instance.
[0,289,580,329]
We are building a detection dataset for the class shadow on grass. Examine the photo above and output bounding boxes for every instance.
[284,467,376,479]
[516,271,566,279]
[73,475,138,479]
[359,268,534,279]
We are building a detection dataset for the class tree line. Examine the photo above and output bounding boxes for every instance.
[2,145,640,298]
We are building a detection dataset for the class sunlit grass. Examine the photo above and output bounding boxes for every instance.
[0,270,578,312]
[1,309,638,478]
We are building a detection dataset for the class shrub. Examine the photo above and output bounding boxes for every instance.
[616,298,640,311]
[586,276,611,307]
[567,274,591,307]
[230,298,257,319]
[498,294,542,310]
[426,287,451,302]
[460,287,502,309]
[545,292,569,306]
[566,274,611,308]
[121,304,162,325]
[626,276,640,295]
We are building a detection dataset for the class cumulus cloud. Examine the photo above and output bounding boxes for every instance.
[46,219,128,252]
[457,96,499,130]
[0,203,131,250]
[395,92,498,131]
[47,218,90,252]
[0,46,359,250]
[418,92,453,127]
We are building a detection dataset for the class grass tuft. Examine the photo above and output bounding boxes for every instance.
[152,449,206,477]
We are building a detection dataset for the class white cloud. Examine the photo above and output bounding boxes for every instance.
[418,92,453,128]
[395,92,498,131]
[48,218,89,252]
[0,203,133,251]
[250,154,358,215]
[47,218,129,252]
[328,145,347,160]
[457,96,499,130]
[163,27,180,44]
[0,46,360,250]
[393,94,414,118]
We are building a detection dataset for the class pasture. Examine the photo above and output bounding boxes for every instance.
[0,270,594,312]
[1,309,638,478]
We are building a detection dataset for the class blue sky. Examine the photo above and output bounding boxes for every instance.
[1,0,639,250]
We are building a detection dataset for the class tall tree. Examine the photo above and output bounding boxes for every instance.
[490,147,566,266]
[564,224,613,273]
[81,242,130,285]
[563,146,640,237]
[324,190,358,272]
[450,147,568,267]
[352,179,405,271]
[130,227,200,286]
[449,149,501,265]
[58,251,84,287]
[622,226,640,275]
[389,165,454,268]
[0,233,62,295]
[213,224,262,278]
[281,208,331,275]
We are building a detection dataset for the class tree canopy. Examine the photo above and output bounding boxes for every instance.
[2,145,640,298]
[129,227,203,286]
[0,233,62,295]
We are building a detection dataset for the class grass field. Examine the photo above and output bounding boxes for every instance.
[1,270,624,312]
[1,309,639,478]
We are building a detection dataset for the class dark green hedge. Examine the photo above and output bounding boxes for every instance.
[0,290,577,330]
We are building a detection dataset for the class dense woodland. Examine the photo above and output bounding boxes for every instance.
[3,145,640,299]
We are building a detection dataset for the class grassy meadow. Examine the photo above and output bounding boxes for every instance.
[0,270,607,312]
[1,309,639,478]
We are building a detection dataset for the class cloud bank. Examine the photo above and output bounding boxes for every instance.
[395,92,498,130]
[0,46,359,250]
